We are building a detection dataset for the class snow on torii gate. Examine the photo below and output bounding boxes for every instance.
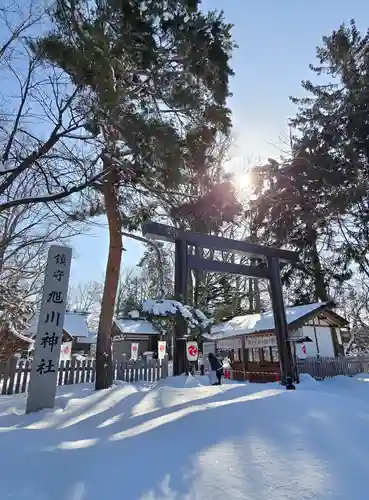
[142,221,298,384]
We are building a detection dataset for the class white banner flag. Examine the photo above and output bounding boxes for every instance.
[158,341,166,360]
[186,341,199,361]
[131,342,139,361]
[60,342,72,362]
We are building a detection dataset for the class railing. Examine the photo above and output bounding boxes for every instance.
[297,356,369,380]
[0,356,169,395]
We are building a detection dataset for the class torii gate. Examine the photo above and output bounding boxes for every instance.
[142,221,297,384]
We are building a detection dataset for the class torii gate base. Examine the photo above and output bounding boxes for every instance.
[142,222,297,385]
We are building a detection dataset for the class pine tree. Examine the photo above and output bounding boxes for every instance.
[290,19,369,208]
[0,281,34,333]
[0,280,34,361]
[32,0,235,388]
[168,133,242,310]
[250,153,352,304]
[138,244,173,300]
[280,20,369,301]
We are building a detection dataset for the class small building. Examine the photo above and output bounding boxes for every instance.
[204,301,347,382]
[111,317,161,360]
[0,324,34,361]
[72,328,97,356]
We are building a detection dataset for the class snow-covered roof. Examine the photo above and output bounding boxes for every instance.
[114,319,160,336]
[24,312,90,338]
[6,326,34,345]
[13,329,34,344]
[207,302,338,341]
[64,312,89,337]
[0,323,34,351]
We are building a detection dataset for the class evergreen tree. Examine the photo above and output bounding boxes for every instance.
[168,134,242,309]
[290,19,369,209]
[138,244,173,299]
[115,270,145,316]
[250,152,352,304]
[286,20,369,298]
[0,281,34,334]
[32,0,235,388]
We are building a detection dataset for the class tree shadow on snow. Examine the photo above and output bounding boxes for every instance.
[2,383,368,499]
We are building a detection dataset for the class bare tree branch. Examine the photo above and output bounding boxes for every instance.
[0,1,104,212]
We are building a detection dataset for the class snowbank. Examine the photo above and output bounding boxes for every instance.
[1,375,369,499]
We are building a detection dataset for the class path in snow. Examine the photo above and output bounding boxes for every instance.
[0,374,369,500]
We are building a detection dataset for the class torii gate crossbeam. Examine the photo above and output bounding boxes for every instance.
[142,221,297,384]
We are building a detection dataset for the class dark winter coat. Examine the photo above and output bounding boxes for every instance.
[209,355,222,372]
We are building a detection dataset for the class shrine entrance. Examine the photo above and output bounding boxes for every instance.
[142,221,297,384]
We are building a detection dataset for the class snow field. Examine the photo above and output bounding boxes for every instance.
[0,373,369,499]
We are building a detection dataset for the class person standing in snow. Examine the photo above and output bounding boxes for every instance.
[208,352,223,385]
[198,353,205,376]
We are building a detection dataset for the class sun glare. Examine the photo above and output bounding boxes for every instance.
[233,171,252,194]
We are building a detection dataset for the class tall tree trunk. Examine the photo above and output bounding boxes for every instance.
[306,225,329,302]
[193,246,204,308]
[233,275,241,315]
[248,227,261,313]
[247,277,253,312]
[95,164,122,390]
[254,279,261,313]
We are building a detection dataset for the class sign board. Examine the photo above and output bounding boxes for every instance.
[186,341,199,361]
[26,245,72,414]
[217,337,242,351]
[76,337,96,345]
[60,342,72,362]
[202,341,215,357]
[131,342,139,361]
[244,335,277,349]
[158,341,166,360]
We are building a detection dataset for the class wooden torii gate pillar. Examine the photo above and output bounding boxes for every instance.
[142,221,297,384]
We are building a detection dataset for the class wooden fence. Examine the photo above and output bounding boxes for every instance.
[297,356,369,380]
[0,356,169,395]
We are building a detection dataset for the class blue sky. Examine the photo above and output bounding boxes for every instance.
[68,0,369,285]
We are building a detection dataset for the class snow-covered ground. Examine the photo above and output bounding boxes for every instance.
[1,374,369,500]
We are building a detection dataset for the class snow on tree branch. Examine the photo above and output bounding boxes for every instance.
[0,281,34,333]
[0,280,35,360]
[142,299,213,331]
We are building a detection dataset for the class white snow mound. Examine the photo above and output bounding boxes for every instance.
[1,375,369,499]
